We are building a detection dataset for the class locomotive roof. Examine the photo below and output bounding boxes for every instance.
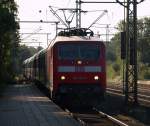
[47,35,102,49]
[55,36,101,42]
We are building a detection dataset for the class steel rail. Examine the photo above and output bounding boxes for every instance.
[108,84,150,92]
[93,108,129,126]
[107,88,150,106]
[65,107,129,126]
[65,109,86,126]
[107,87,150,98]
[107,87,150,99]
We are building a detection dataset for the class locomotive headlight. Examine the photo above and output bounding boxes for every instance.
[77,60,82,65]
[61,76,66,80]
[94,76,99,80]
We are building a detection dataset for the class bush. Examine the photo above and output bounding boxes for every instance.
[138,64,150,79]
[112,63,120,73]
[144,70,150,79]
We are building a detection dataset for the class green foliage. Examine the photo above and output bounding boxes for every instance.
[0,0,42,85]
[138,64,150,80]
[16,45,43,74]
[106,30,121,79]
[138,18,150,65]
[107,17,150,80]
[137,17,150,79]
[107,62,115,79]
[106,43,117,62]
[112,63,120,73]
[0,0,19,84]
[18,45,40,62]
[144,71,150,79]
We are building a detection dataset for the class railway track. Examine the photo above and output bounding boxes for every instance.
[64,107,129,126]
[107,85,150,106]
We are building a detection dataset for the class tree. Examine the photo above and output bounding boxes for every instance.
[16,45,43,75]
[107,17,150,79]
[137,18,150,65]
[0,0,19,83]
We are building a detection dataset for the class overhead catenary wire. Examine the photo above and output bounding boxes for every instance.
[49,6,69,28]
[88,10,108,29]
[21,27,42,41]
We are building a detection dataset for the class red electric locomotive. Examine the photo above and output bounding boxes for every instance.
[23,28,106,106]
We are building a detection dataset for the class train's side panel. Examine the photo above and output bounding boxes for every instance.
[46,49,50,88]
[46,46,54,95]
[34,56,38,81]
[37,51,47,86]
[53,45,60,93]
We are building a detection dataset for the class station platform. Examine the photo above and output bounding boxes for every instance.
[0,84,81,126]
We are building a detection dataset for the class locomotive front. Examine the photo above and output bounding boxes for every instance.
[52,39,106,106]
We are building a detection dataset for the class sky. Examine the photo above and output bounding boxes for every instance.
[15,0,150,48]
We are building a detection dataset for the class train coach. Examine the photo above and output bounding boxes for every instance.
[23,28,106,106]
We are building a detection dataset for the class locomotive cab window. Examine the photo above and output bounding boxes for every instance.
[58,43,100,61]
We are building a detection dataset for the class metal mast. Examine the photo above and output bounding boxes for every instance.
[124,0,144,104]
[125,0,138,104]
[76,0,81,28]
